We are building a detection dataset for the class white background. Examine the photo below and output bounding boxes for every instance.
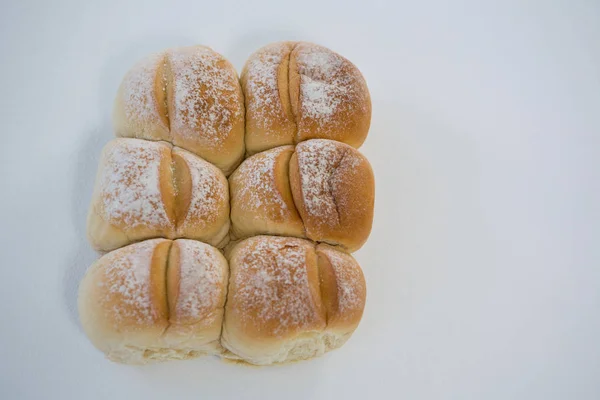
[1,0,599,399]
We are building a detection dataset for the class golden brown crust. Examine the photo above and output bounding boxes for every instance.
[90,42,374,367]
[243,41,371,154]
[87,139,230,252]
[166,239,182,321]
[292,43,371,147]
[229,146,304,240]
[241,42,296,155]
[173,147,230,247]
[225,236,325,340]
[159,147,177,226]
[167,240,228,327]
[316,244,366,334]
[114,46,245,175]
[220,236,366,365]
[151,240,172,323]
[171,151,192,224]
[274,148,302,227]
[222,236,326,364]
[291,140,375,251]
[79,237,366,365]
[288,45,301,122]
[78,239,228,364]
[163,239,228,354]
[113,53,170,142]
[78,239,171,363]
[229,140,374,252]
[316,248,337,321]
[154,55,170,137]
[279,45,296,127]
[86,139,176,252]
[167,46,245,175]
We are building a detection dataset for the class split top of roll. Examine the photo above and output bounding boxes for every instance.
[78,238,229,364]
[78,236,366,366]
[87,138,230,253]
[229,139,374,252]
[113,46,245,175]
[242,41,371,155]
[222,236,366,365]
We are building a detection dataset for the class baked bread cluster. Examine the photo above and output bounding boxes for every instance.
[79,42,374,366]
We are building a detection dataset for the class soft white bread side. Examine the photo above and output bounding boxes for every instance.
[87,138,229,252]
[242,41,371,155]
[229,139,374,252]
[78,239,228,364]
[114,46,245,175]
[221,236,366,365]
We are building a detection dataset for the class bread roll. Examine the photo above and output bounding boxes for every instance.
[78,239,229,364]
[87,138,229,252]
[241,41,371,155]
[228,145,304,240]
[229,139,374,251]
[113,46,245,175]
[290,139,375,251]
[221,236,366,365]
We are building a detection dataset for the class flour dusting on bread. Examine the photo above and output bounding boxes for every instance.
[169,46,243,146]
[297,45,349,120]
[295,140,343,226]
[231,147,289,217]
[100,240,162,325]
[98,139,171,228]
[243,43,289,135]
[175,240,225,320]
[322,248,364,315]
[295,139,366,228]
[178,149,226,225]
[231,237,318,335]
[295,43,369,134]
[121,53,164,122]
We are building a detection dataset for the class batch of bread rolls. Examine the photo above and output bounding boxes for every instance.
[79,42,374,366]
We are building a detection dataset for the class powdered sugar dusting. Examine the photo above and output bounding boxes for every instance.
[295,140,344,226]
[100,239,163,325]
[175,240,225,320]
[324,249,364,314]
[231,147,289,219]
[296,45,354,122]
[232,237,318,336]
[169,46,242,145]
[244,43,288,134]
[177,150,226,225]
[121,53,163,122]
[98,139,171,228]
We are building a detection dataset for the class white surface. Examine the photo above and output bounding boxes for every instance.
[1,0,599,399]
